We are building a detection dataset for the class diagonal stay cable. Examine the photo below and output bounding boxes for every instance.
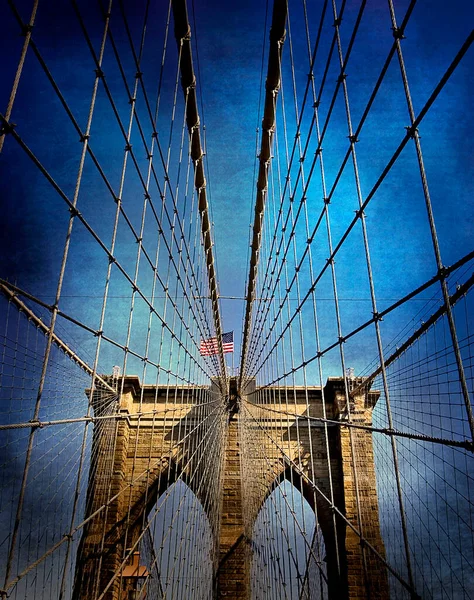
[239,0,288,393]
[240,403,422,599]
[5,0,222,378]
[0,279,216,387]
[1,402,223,595]
[242,398,473,452]
[0,122,215,384]
[349,271,474,401]
[71,0,221,379]
[0,0,38,154]
[247,31,474,382]
[172,0,227,387]
[243,0,343,372]
[95,0,220,371]
[0,283,116,394]
[243,0,415,374]
[249,254,474,391]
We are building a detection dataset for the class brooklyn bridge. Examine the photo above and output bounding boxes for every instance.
[0,0,473,598]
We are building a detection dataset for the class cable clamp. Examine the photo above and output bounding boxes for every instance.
[465,439,474,452]
[135,71,143,79]
[182,28,192,43]
[373,311,383,322]
[94,68,105,79]
[354,208,365,219]
[323,196,330,205]
[108,255,116,264]
[29,419,42,429]
[438,265,448,280]
[124,143,132,152]
[307,72,315,81]
[405,124,418,139]
[313,100,320,109]
[338,336,346,344]
[392,27,406,40]
[337,72,347,84]
[21,23,34,35]
[348,134,359,144]
[333,17,342,27]
[0,120,16,136]
[128,97,136,105]
[68,206,80,218]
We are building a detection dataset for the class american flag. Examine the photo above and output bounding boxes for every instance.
[199,331,234,356]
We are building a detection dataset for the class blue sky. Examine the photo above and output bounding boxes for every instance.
[0,0,473,380]
[0,4,473,598]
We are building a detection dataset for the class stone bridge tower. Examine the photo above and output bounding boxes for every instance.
[73,377,388,599]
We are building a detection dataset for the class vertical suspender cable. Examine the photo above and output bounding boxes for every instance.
[172,0,227,392]
[0,0,39,154]
[239,0,287,394]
